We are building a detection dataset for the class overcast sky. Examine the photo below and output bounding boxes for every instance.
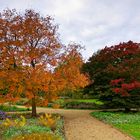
[0,0,140,59]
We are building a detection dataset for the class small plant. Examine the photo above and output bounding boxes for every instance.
[0,114,64,140]
[2,115,26,127]
[39,113,60,130]
[52,104,60,109]
[11,132,62,140]
[15,115,26,127]
[0,110,7,120]
[0,105,29,112]
[3,123,51,139]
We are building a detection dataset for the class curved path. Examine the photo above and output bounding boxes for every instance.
[34,107,132,140]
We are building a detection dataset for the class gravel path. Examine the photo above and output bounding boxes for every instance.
[34,107,132,140]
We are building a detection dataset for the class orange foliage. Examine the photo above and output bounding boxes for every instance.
[0,9,61,116]
[0,9,89,116]
[54,44,89,93]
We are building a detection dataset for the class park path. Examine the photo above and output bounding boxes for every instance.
[33,107,132,140]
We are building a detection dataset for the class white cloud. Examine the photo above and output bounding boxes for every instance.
[50,0,84,17]
[0,0,140,59]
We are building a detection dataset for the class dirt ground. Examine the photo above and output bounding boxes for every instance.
[34,107,132,140]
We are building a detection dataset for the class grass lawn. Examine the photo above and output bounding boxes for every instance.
[74,99,103,105]
[91,111,140,140]
[52,98,104,109]
[46,98,104,109]
[15,98,104,109]
[0,105,30,112]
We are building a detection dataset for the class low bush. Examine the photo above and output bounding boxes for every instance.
[3,125,51,139]
[0,110,7,120]
[0,113,65,140]
[49,99,103,109]
[64,101,100,109]
[74,99,103,105]
[54,117,65,139]
[0,105,29,112]
[11,132,62,140]
[39,113,60,130]
[52,99,65,108]
[15,98,29,106]
[2,116,26,128]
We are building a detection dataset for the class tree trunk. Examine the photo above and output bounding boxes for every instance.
[31,60,37,117]
[32,97,37,117]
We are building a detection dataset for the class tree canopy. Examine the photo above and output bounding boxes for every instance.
[0,9,89,116]
[83,41,140,110]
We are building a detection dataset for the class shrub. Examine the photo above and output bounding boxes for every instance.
[0,110,7,120]
[3,120,51,139]
[49,99,65,108]
[54,117,65,139]
[0,113,65,140]
[11,133,62,140]
[2,115,26,128]
[0,105,28,112]
[64,101,100,109]
[82,41,140,110]
[3,126,51,140]
[52,104,60,109]
[15,98,29,106]
[39,114,60,130]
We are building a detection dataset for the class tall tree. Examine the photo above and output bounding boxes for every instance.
[0,9,61,116]
[83,41,140,110]
[54,44,89,96]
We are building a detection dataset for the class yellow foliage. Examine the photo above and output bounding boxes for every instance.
[38,113,60,129]
[17,85,24,94]
[2,118,13,127]
[11,133,62,140]
[2,115,26,127]
[52,104,60,109]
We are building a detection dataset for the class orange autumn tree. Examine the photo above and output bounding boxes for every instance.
[0,9,62,116]
[0,9,24,103]
[54,44,89,96]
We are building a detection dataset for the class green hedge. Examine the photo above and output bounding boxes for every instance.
[0,105,29,112]
[63,101,101,109]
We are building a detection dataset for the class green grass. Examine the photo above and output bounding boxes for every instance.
[74,99,103,105]
[50,98,104,109]
[91,111,140,140]
[1,118,51,139]
[0,114,65,140]
[55,98,103,105]
[0,105,29,112]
